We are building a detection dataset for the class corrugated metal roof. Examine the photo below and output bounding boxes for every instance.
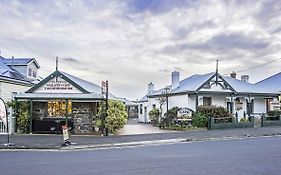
[0,58,32,84]
[4,58,40,68]
[255,72,281,92]
[15,92,104,100]
[147,72,279,97]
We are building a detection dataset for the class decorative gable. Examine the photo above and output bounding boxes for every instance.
[26,71,89,93]
[33,76,82,93]
[197,74,235,93]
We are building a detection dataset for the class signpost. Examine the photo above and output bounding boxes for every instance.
[0,98,14,147]
[101,80,109,136]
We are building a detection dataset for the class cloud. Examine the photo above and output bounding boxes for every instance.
[0,0,280,99]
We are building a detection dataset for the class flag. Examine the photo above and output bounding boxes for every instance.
[0,99,7,128]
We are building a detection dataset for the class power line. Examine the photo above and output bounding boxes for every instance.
[224,57,281,75]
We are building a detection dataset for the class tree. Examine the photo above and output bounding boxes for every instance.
[148,108,160,126]
[97,100,128,134]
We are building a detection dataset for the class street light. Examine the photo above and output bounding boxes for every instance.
[162,86,170,113]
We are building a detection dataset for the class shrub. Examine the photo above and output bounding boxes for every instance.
[192,113,208,127]
[240,118,248,123]
[97,100,128,134]
[148,108,160,125]
[267,110,281,117]
[7,100,30,133]
[159,107,179,128]
[197,105,231,118]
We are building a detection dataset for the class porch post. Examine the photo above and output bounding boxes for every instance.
[230,94,233,114]
[195,93,199,111]
[29,100,33,134]
[65,99,68,127]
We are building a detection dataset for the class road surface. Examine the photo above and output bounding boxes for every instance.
[1,136,281,175]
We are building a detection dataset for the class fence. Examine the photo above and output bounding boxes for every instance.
[261,115,281,127]
[0,120,7,134]
[208,116,254,130]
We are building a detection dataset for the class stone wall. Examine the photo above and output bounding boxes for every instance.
[72,102,97,133]
[32,101,98,134]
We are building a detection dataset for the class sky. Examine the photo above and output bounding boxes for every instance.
[0,0,281,100]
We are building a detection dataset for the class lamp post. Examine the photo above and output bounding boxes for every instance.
[163,86,170,113]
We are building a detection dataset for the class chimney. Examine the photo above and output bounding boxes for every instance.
[171,71,180,90]
[241,75,249,83]
[147,82,154,93]
[230,71,236,79]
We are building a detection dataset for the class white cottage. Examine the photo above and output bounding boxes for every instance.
[139,71,279,122]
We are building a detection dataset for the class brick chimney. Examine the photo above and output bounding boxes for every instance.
[230,71,236,79]
[171,71,180,90]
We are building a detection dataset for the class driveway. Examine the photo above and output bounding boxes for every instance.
[118,118,174,135]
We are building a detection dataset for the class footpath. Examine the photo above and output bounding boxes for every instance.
[1,126,281,150]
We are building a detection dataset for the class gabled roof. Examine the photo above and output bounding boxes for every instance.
[255,72,281,92]
[4,58,40,68]
[0,57,32,84]
[26,70,116,98]
[148,72,279,97]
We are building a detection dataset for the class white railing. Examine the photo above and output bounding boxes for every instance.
[0,120,7,134]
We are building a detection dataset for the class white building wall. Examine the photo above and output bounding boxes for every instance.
[0,82,31,102]
[138,98,160,123]
[253,98,266,113]
[168,95,189,109]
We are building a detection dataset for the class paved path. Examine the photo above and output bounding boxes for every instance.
[118,118,174,135]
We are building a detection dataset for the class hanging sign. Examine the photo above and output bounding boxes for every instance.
[0,99,7,127]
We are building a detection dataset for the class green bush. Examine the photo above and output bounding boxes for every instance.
[197,105,231,118]
[240,118,248,123]
[97,100,128,134]
[267,110,281,116]
[159,107,179,128]
[7,100,30,133]
[192,113,208,127]
[148,108,160,126]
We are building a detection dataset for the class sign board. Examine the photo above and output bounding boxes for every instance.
[0,99,7,127]
[62,125,69,141]
[177,108,193,118]
[35,77,81,93]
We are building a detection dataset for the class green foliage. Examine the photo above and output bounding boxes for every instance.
[148,108,160,125]
[267,110,281,116]
[240,118,248,123]
[197,105,231,118]
[192,113,208,127]
[97,100,128,134]
[7,100,30,133]
[160,107,179,128]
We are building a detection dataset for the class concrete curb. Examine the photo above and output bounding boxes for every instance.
[60,133,281,150]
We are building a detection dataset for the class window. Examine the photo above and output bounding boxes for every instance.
[48,101,72,117]
[140,104,143,114]
[203,97,212,106]
[28,68,32,77]
[32,71,37,78]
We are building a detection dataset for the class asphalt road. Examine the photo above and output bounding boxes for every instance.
[1,136,281,175]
